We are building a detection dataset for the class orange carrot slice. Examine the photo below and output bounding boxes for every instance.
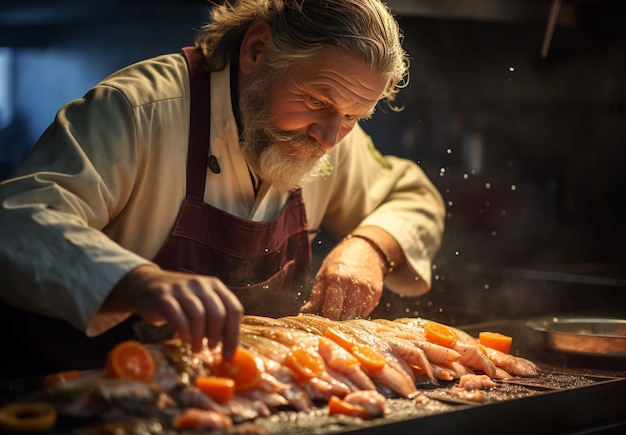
[105,340,155,382]
[324,327,386,373]
[285,345,326,379]
[195,376,236,403]
[324,327,353,350]
[43,369,80,388]
[350,344,386,373]
[423,322,457,348]
[213,347,261,392]
[327,395,373,419]
[479,331,513,353]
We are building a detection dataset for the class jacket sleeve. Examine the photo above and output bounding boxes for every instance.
[310,123,446,297]
[0,85,153,335]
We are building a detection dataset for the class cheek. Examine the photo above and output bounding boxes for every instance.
[267,82,313,133]
[269,100,313,132]
[336,124,356,143]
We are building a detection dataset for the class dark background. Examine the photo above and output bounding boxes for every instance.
[1,0,625,326]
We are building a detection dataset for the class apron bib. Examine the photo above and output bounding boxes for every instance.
[152,46,312,317]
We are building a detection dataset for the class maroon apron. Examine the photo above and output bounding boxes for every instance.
[0,47,311,377]
[152,46,312,316]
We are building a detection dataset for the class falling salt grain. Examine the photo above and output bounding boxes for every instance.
[485,182,491,189]
[463,173,469,179]
[509,66,515,72]
[455,251,460,256]
[511,185,517,191]
[484,284,490,290]
[447,201,453,207]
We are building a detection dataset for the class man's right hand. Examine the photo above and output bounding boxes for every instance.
[102,264,243,359]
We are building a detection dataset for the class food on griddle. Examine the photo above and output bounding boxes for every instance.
[479,331,513,354]
[4,314,539,432]
[0,402,58,431]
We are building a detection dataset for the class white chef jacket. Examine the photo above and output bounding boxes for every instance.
[0,52,445,336]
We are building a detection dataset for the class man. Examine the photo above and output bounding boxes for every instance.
[0,0,445,376]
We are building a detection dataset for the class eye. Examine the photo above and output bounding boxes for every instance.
[307,96,324,106]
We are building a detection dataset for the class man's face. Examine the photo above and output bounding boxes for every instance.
[238,46,389,192]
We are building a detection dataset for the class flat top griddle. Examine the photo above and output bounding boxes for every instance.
[2,319,625,435]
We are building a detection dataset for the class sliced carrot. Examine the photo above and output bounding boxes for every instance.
[105,340,156,382]
[324,327,354,350]
[327,395,373,420]
[43,369,80,388]
[213,347,261,392]
[423,322,458,349]
[195,376,236,403]
[350,344,386,373]
[479,331,513,353]
[285,345,326,380]
[324,327,386,373]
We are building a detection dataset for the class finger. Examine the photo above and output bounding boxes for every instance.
[212,284,243,360]
[340,292,358,320]
[300,276,326,314]
[192,288,226,350]
[141,296,192,344]
[345,285,374,320]
[321,280,344,320]
[175,291,207,352]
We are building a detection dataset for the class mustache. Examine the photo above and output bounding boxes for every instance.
[261,127,324,156]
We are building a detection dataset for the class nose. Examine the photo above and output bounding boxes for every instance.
[308,114,343,150]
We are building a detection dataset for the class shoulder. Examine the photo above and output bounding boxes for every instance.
[96,53,190,108]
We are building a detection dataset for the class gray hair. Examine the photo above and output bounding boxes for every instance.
[195,0,409,104]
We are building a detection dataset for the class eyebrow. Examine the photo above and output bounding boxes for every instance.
[315,87,379,119]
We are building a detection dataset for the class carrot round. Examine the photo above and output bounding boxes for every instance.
[423,322,458,348]
[479,331,513,353]
[195,376,236,403]
[43,369,81,388]
[285,345,326,380]
[213,347,261,392]
[327,395,373,420]
[324,327,386,372]
[105,340,156,382]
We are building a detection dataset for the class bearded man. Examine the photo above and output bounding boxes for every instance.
[0,0,445,376]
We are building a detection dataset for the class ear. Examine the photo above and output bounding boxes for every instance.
[239,20,272,76]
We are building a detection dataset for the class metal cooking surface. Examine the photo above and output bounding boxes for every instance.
[229,371,624,435]
[52,369,623,435]
[2,319,625,434]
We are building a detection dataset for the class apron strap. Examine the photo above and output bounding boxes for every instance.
[182,46,211,201]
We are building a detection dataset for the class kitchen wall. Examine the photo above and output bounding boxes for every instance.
[1,1,625,324]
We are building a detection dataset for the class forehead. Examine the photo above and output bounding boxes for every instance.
[285,47,389,111]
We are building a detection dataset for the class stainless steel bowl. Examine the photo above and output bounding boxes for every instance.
[526,316,626,357]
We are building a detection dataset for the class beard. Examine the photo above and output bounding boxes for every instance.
[238,66,332,192]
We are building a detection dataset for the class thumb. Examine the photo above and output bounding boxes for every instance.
[300,277,326,314]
